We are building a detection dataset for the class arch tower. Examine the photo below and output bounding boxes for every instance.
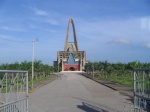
[54,18,86,71]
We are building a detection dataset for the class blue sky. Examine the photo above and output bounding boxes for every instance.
[0,0,150,65]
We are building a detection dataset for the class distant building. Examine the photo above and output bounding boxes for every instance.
[54,18,86,71]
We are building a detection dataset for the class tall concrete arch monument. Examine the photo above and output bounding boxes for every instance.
[64,18,78,52]
[54,18,86,71]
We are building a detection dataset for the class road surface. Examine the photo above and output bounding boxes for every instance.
[29,72,134,112]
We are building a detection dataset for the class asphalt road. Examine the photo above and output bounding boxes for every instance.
[29,72,134,112]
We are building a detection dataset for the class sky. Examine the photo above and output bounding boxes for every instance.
[0,0,150,65]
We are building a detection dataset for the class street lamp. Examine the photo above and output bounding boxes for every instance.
[32,38,38,89]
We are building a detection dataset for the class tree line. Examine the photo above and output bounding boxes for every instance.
[0,60,57,73]
[0,60,58,80]
[84,61,150,87]
[85,61,150,73]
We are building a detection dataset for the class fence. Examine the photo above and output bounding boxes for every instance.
[134,68,150,112]
[86,71,133,87]
[0,70,28,112]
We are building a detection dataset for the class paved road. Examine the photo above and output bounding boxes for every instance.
[29,72,134,112]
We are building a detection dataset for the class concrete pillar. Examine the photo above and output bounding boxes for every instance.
[80,58,82,71]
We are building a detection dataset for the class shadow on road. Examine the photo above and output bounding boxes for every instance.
[119,92,134,103]
[77,102,109,112]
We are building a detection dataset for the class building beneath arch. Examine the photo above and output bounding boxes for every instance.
[54,18,86,71]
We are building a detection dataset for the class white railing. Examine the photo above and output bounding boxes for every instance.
[134,68,150,112]
[0,70,28,112]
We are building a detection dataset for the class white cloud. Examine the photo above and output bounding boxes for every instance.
[45,18,59,25]
[0,34,12,39]
[75,18,144,44]
[0,26,25,32]
[29,6,49,16]
[141,17,150,31]
[142,42,150,48]
[0,34,30,43]
[29,16,60,26]
[111,39,131,44]
[26,6,63,27]
[1,26,11,30]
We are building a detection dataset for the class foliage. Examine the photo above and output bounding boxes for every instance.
[85,61,150,72]
[0,60,57,73]
[0,60,58,81]
[85,61,150,87]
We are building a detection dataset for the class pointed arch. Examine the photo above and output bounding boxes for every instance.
[64,18,79,51]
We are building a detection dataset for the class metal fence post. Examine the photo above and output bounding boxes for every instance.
[26,72,28,112]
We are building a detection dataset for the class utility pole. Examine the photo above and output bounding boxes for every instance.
[32,38,38,89]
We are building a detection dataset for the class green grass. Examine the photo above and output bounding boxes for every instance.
[108,76,133,87]
[111,79,133,87]
[88,74,134,87]
[28,74,56,86]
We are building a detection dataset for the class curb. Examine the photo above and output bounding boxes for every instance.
[29,76,57,93]
[81,74,118,91]
[81,74,134,99]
